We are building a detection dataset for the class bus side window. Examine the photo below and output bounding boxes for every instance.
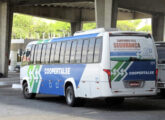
[36,44,43,64]
[70,41,77,63]
[75,40,83,63]
[41,44,47,64]
[45,43,52,64]
[30,45,36,64]
[26,50,31,62]
[50,43,56,64]
[82,39,89,63]
[54,42,62,63]
[60,42,66,63]
[87,38,95,63]
[65,41,72,63]
[34,45,39,64]
[94,38,102,63]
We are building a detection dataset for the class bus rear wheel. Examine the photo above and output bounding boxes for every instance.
[65,85,77,106]
[23,82,36,99]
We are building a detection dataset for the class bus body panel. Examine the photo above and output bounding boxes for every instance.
[39,64,86,95]
[100,32,110,70]
[21,63,102,97]
[109,34,157,96]
[110,61,156,95]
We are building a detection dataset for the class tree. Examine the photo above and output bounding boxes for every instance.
[12,14,35,39]
[117,20,142,31]
[12,13,150,39]
[138,25,152,33]
[55,21,71,37]
[83,22,96,30]
[12,14,71,39]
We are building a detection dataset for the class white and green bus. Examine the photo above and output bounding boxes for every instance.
[20,28,158,106]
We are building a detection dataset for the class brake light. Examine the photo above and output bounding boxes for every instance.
[156,69,158,81]
[103,69,111,88]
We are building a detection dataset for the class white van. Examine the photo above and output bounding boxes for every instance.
[20,28,158,106]
[155,42,165,96]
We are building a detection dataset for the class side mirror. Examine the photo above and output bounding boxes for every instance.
[17,49,23,57]
[26,51,30,57]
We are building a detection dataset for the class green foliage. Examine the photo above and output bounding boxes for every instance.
[12,14,152,39]
[12,14,34,39]
[53,21,71,37]
[12,14,71,39]
[117,20,141,31]
[138,25,152,33]
[117,20,151,33]
[83,22,96,30]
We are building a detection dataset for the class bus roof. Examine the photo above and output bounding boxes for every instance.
[51,33,99,42]
[27,28,151,46]
[27,33,99,46]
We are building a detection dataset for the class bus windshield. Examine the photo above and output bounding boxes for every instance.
[110,35,156,61]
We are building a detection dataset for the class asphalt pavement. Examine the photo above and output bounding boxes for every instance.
[0,72,165,120]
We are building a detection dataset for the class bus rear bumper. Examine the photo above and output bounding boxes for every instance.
[84,90,157,99]
[109,91,157,97]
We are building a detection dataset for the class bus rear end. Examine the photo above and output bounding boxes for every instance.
[109,32,157,97]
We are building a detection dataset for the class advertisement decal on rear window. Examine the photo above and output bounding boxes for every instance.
[110,37,155,61]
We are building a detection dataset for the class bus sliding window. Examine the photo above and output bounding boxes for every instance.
[60,42,66,63]
[50,43,56,64]
[75,40,83,63]
[70,41,77,63]
[65,41,72,64]
[87,38,95,63]
[82,40,89,63]
[54,42,62,63]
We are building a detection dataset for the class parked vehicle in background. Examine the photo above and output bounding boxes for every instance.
[20,28,158,107]
[155,42,165,96]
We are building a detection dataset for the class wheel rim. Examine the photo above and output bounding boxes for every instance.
[24,86,30,97]
[67,89,73,104]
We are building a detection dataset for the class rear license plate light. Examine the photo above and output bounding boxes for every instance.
[124,81,145,88]
[129,82,140,87]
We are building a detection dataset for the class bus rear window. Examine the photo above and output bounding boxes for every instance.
[110,36,156,61]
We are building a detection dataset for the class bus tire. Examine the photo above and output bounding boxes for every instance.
[65,85,77,107]
[23,82,36,99]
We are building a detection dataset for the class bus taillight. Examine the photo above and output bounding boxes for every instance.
[156,69,158,81]
[103,69,111,88]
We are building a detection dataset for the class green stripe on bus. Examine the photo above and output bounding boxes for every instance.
[32,65,41,93]
[111,62,123,80]
[114,62,131,82]
[28,65,34,87]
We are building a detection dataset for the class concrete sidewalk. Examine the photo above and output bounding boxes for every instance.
[0,71,20,87]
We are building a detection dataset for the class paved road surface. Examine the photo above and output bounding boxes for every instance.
[0,72,165,120]
[0,87,165,120]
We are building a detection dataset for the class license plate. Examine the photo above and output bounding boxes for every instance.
[129,82,140,87]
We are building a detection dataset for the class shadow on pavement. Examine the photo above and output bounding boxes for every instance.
[35,94,165,111]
